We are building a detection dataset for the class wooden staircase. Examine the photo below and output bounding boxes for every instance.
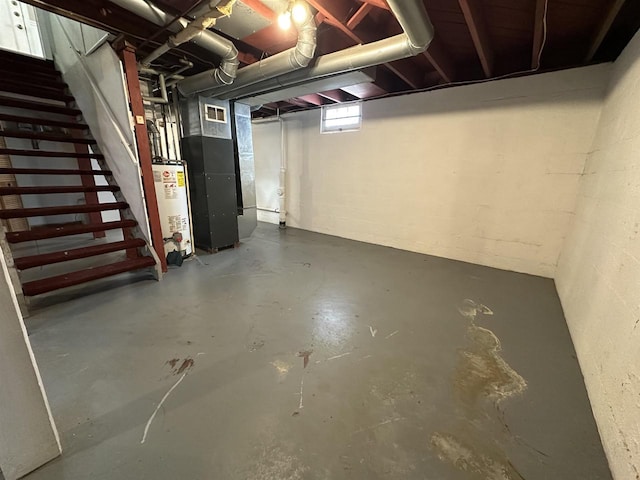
[0,49,159,310]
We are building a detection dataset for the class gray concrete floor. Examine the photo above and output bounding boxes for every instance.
[24,223,611,479]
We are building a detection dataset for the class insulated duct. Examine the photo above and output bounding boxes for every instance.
[140,0,236,67]
[178,2,317,96]
[205,0,434,100]
[110,0,239,86]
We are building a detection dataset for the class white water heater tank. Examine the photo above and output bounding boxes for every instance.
[152,163,192,257]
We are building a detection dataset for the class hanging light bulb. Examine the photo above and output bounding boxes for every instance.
[291,2,308,23]
[278,11,292,30]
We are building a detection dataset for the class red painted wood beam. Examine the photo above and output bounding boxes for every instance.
[73,133,105,239]
[318,89,349,102]
[423,36,456,83]
[385,59,422,89]
[347,3,373,30]
[116,43,167,273]
[298,93,327,106]
[458,0,494,77]
[585,0,626,61]
[358,0,389,11]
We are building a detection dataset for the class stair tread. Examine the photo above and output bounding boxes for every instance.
[1,74,67,89]
[6,219,137,243]
[22,256,156,296]
[0,78,67,92]
[0,167,111,176]
[0,113,88,130]
[14,238,147,270]
[3,59,59,76]
[0,185,120,195]
[0,96,80,116]
[0,148,103,159]
[0,202,129,219]
[1,130,96,144]
[0,50,56,67]
[0,84,74,103]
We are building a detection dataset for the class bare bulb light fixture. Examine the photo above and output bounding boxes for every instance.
[277,11,292,30]
[278,1,309,30]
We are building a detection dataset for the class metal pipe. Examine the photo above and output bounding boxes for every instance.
[140,0,236,67]
[278,116,286,229]
[110,0,239,86]
[143,73,169,104]
[214,0,433,100]
[178,2,316,96]
[169,60,194,79]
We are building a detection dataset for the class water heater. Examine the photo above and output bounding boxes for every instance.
[152,162,193,257]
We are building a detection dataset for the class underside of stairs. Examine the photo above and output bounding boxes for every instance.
[0,49,159,312]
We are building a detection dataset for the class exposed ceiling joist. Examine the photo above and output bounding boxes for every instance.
[423,36,456,83]
[531,0,546,69]
[458,0,494,77]
[585,0,627,62]
[306,0,423,90]
[347,3,373,31]
[385,60,422,89]
[358,0,388,11]
[298,93,327,105]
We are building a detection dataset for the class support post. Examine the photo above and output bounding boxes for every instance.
[116,42,167,272]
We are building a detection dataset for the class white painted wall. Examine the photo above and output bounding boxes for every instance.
[556,32,640,480]
[0,254,60,480]
[253,120,281,225]
[253,65,609,277]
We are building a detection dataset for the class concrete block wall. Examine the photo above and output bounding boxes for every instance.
[253,65,609,277]
[556,31,640,480]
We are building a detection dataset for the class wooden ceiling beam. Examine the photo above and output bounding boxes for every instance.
[306,0,354,24]
[347,3,373,31]
[423,36,456,83]
[286,98,313,108]
[385,60,422,89]
[307,0,424,89]
[458,0,494,77]
[585,0,626,62]
[318,89,351,102]
[357,0,389,11]
[298,93,327,105]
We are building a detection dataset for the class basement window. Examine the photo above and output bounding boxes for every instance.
[321,102,362,133]
[205,104,227,123]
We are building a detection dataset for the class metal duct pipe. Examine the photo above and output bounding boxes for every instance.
[110,0,239,85]
[140,0,236,67]
[214,0,433,100]
[178,2,316,96]
[143,73,169,104]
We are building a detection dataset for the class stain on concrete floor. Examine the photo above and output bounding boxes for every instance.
[22,224,612,480]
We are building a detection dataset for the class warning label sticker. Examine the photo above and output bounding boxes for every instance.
[153,170,162,182]
[177,171,185,187]
[164,183,178,200]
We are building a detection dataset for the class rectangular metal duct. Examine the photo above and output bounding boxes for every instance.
[232,68,376,107]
